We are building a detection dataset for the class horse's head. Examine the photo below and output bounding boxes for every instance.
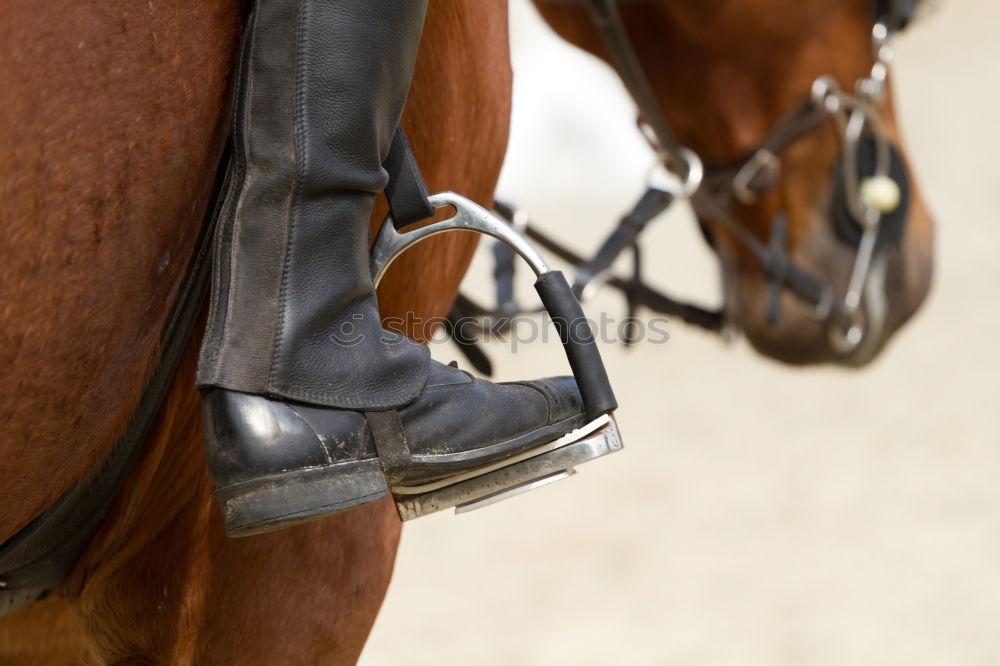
[536,0,934,365]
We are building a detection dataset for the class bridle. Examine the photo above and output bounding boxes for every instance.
[450,0,920,368]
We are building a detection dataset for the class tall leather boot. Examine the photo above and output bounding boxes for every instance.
[197,0,616,537]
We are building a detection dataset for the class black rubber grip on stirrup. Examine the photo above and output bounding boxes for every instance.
[534,270,618,419]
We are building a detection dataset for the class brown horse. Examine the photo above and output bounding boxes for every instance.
[0,0,933,664]
[1,0,507,663]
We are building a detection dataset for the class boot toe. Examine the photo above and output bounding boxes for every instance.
[511,375,584,424]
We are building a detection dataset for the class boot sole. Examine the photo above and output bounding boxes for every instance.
[215,459,389,538]
[215,415,621,536]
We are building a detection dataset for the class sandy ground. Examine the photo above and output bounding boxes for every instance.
[360,1,1000,664]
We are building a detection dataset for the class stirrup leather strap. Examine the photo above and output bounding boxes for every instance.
[383,126,435,229]
[365,410,411,485]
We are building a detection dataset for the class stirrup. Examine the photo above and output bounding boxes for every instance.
[371,191,623,521]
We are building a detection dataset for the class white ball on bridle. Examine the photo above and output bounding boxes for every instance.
[859,175,901,213]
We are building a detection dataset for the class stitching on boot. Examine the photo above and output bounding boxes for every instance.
[266,0,309,391]
[202,8,259,378]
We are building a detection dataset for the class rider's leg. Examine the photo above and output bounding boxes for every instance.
[197,0,607,537]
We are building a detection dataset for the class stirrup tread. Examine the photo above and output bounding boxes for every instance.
[393,415,622,521]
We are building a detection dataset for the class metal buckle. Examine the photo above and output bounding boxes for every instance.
[732,149,780,205]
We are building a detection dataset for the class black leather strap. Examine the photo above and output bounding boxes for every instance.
[582,0,682,159]
[544,0,920,32]
[365,410,411,485]
[495,201,724,333]
[701,100,828,201]
[443,304,494,376]
[875,0,921,31]
[384,126,435,229]
[574,187,674,290]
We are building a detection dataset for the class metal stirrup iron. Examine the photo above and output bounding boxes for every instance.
[371,136,624,520]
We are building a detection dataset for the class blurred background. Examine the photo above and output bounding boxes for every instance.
[361,0,1000,663]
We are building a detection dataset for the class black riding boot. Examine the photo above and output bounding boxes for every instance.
[197,0,616,537]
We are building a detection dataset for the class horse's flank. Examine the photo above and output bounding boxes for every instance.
[0,0,243,542]
[0,0,511,662]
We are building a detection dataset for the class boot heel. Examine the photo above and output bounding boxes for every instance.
[214,460,389,537]
[393,415,622,521]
